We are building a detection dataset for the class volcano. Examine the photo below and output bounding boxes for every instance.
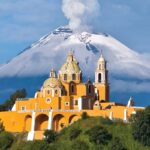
[0,26,149,106]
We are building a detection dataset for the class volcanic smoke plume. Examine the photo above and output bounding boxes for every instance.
[62,0,100,31]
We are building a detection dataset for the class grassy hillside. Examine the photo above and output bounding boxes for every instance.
[4,116,148,150]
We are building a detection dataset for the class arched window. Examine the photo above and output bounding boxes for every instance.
[55,90,58,94]
[61,90,63,95]
[64,74,67,80]
[47,90,50,95]
[88,85,92,94]
[71,84,75,93]
[98,73,101,82]
[72,74,76,80]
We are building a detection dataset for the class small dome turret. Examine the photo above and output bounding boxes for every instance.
[43,69,62,88]
[49,68,56,78]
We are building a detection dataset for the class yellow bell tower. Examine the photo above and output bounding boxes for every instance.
[94,53,109,102]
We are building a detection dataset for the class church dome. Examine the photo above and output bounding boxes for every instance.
[59,52,81,74]
[43,69,62,88]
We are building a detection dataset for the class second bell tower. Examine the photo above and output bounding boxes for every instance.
[94,53,109,102]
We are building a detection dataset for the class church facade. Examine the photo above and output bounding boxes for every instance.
[0,52,144,140]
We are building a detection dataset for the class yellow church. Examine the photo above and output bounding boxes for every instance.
[0,52,144,140]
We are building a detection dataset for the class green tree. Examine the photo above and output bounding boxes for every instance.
[0,88,27,111]
[0,132,14,150]
[87,125,112,145]
[69,127,82,140]
[71,139,89,150]
[0,119,5,132]
[81,112,89,120]
[44,129,57,144]
[132,106,150,146]
[16,140,49,150]
[109,137,127,150]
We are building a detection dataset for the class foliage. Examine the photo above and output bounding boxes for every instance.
[69,127,82,140]
[44,129,57,144]
[0,132,14,150]
[87,125,112,145]
[132,106,150,146]
[0,119,5,132]
[1,116,150,150]
[109,137,127,150]
[16,140,49,150]
[71,139,89,150]
[99,117,113,125]
[0,88,27,111]
[81,112,89,120]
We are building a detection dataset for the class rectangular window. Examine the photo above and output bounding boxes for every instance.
[21,106,26,111]
[74,100,78,105]
[72,74,76,80]
[64,74,67,80]
[47,90,50,94]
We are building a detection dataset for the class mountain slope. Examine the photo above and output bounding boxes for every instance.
[0,26,150,80]
[0,27,150,105]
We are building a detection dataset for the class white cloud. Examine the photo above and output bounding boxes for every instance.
[111,79,150,93]
[62,0,100,31]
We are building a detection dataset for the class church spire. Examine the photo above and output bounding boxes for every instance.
[98,50,106,63]
[95,51,107,83]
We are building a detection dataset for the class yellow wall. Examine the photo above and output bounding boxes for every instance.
[0,105,141,134]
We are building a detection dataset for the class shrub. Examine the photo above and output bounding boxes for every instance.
[49,141,72,150]
[109,137,127,150]
[71,139,89,150]
[0,132,14,150]
[132,106,150,146]
[48,143,58,150]
[99,117,113,125]
[19,140,49,150]
[44,129,57,144]
[87,125,112,145]
[81,112,89,120]
[0,119,5,132]
[69,127,82,140]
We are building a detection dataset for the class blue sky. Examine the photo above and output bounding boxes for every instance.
[0,0,150,64]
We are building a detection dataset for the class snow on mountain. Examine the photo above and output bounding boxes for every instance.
[0,26,150,82]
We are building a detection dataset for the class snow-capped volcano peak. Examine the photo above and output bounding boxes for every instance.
[0,26,150,83]
[31,26,72,48]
